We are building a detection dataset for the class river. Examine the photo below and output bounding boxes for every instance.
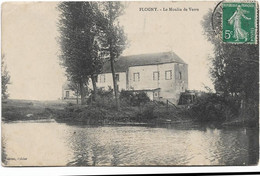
[1,120,258,166]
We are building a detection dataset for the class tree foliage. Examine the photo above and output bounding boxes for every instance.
[120,90,150,107]
[1,54,11,100]
[58,2,104,104]
[95,2,128,110]
[57,2,127,106]
[67,80,80,104]
[201,9,259,102]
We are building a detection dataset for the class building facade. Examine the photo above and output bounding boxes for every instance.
[94,51,188,104]
[62,82,77,100]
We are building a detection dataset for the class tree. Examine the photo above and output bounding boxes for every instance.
[67,80,80,104]
[201,8,259,119]
[202,9,258,98]
[88,39,104,101]
[1,54,11,100]
[96,2,127,110]
[58,2,104,104]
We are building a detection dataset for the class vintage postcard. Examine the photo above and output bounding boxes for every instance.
[1,1,259,167]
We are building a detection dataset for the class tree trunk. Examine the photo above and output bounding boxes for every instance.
[76,91,79,105]
[110,56,120,110]
[79,80,86,105]
[91,75,97,101]
[108,3,120,111]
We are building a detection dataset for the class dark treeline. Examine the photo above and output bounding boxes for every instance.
[57,2,127,109]
[1,54,11,100]
[199,9,259,124]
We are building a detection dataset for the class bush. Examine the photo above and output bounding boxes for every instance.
[119,90,134,105]
[120,90,150,106]
[87,88,117,109]
[128,102,158,122]
[87,89,151,109]
[140,102,157,119]
[94,95,117,110]
[190,93,240,123]
[87,88,114,103]
[238,98,259,123]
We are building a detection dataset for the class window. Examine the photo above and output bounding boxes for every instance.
[153,71,159,80]
[116,84,119,91]
[165,70,172,80]
[65,91,70,98]
[154,92,158,97]
[179,72,182,80]
[100,75,105,83]
[116,74,120,82]
[133,73,140,82]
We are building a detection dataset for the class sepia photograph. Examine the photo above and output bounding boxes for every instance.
[1,1,259,167]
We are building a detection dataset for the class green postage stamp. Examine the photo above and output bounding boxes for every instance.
[222,2,257,44]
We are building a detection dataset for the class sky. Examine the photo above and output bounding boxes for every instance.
[2,1,216,100]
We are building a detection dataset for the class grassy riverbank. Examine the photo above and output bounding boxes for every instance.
[1,99,192,125]
[53,103,193,125]
[1,99,65,122]
[2,98,258,128]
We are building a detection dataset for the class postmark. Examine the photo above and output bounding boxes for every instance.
[222,2,257,44]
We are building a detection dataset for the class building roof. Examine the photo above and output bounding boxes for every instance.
[124,88,161,92]
[101,51,186,73]
[62,81,70,90]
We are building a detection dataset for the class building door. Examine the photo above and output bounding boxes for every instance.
[66,91,70,98]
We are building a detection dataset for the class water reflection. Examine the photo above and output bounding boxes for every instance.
[64,124,258,166]
[2,121,258,166]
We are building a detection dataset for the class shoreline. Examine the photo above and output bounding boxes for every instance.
[1,99,258,128]
[2,113,257,129]
[2,117,258,132]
